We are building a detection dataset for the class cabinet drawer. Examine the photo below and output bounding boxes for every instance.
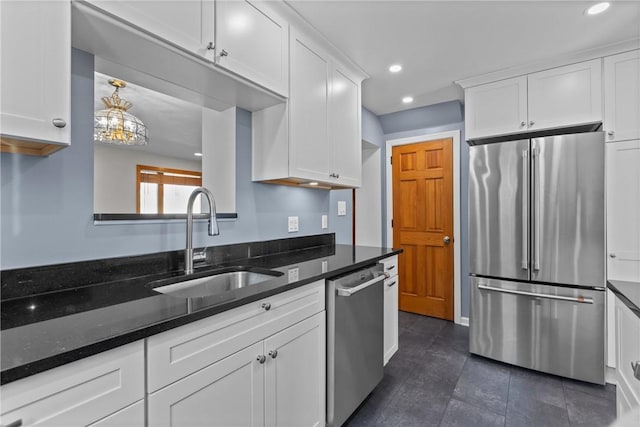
[147,280,325,392]
[381,255,398,276]
[0,342,144,427]
[616,297,640,402]
[88,400,144,427]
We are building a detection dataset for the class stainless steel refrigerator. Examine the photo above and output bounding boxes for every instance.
[468,131,606,384]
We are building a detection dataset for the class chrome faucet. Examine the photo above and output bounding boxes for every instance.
[185,187,219,274]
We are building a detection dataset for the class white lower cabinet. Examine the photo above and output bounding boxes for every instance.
[615,296,640,418]
[88,401,145,427]
[147,280,326,426]
[382,255,399,365]
[0,342,144,427]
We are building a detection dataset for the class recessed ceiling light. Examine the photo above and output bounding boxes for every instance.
[389,64,402,73]
[194,152,203,157]
[586,2,610,15]
[402,96,414,104]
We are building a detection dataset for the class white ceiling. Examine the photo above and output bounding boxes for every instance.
[285,0,640,115]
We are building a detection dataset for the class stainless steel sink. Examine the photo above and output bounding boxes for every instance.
[153,269,282,299]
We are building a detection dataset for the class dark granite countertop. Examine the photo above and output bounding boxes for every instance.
[607,280,640,319]
[1,236,400,385]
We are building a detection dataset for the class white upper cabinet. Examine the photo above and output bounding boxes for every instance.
[465,76,527,139]
[606,140,640,282]
[216,0,289,97]
[527,59,602,131]
[604,49,640,142]
[465,59,603,140]
[253,26,363,189]
[0,0,71,156]
[85,0,215,61]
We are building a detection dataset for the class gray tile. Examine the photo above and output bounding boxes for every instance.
[452,356,510,416]
[420,341,469,386]
[562,378,616,402]
[378,379,452,427]
[508,367,566,409]
[434,322,469,354]
[505,395,571,427]
[440,398,506,427]
[564,386,616,426]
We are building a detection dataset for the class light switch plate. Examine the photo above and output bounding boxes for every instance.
[337,201,347,216]
[322,214,328,229]
[288,216,299,232]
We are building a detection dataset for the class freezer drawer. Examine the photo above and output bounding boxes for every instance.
[469,276,605,384]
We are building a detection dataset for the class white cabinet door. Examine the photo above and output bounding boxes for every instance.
[0,0,70,152]
[527,59,602,131]
[606,140,640,282]
[264,312,326,427]
[330,65,362,187]
[384,275,399,365]
[464,76,527,140]
[615,297,640,416]
[0,342,144,427]
[86,0,215,60]
[289,27,331,183]
[148,342,265,427]
[216,0,288,96]
[604,50,640,143]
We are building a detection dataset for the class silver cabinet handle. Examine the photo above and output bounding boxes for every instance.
[220,49,229,57]
[206,41,214,50]
[387,280,397,287]
[529,120,535,127]
[520,121,526,127]
[257,354,266,364]
[261,302,271,311]
[269,349,278,359]
[522,149,529,270]
[336,274,385,297]
[609,253,617,258]
[2,420,23,427]
[52,118,66,128]
[532,147,541,271]
[632,361,640,381]
[477,284,594,304]
[386,265,396,271]
[607,131,615,137]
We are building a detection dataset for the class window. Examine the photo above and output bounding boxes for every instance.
[136,165,202,214]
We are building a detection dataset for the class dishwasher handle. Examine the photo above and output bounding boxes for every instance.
[336,274,386,297]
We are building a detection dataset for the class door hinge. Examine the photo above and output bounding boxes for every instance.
[390,156,392,165]
[391,219,394,228]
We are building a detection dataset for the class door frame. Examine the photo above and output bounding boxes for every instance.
[385,130,462,325]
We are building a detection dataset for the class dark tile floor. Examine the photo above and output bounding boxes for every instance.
[345,312,616,427]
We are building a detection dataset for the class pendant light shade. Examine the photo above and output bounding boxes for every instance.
[94,79,149,145]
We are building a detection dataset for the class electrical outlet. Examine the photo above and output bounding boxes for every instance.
[288,216,299,232]
[288,267,299,282]
[337,201,347,216]
[322,214,328,229]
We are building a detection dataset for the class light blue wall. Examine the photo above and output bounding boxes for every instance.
[0,49,342,269]
[362,107,384,148]
[377,102,470,318]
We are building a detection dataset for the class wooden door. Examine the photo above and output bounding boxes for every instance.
[392,138,454,320]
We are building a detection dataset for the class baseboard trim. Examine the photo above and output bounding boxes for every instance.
[458,317,469,327]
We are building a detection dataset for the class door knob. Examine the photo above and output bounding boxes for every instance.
[443,236,451,244]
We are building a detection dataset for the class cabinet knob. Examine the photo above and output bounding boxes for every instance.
[632,361,640,380]
[220,49,229,57]
[609,253,616,258]
[520,121,526,127]
[269,349,278,359]
[528,120,535,127]
[52,118,66,128]
[261,302,271,311]
[257,355,266,364]
[206,42,214,51]
[607,131,615,137]
[336,173,340,179]
[1,420,23,427]
[387,280,397,287]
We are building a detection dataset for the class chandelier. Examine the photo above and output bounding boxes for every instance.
[94,79,149,145]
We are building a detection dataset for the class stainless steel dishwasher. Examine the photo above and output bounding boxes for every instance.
[327,263,385,427]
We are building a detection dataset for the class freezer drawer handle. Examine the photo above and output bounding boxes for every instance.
[477,284,594,304]
[632,361,640,381]
[336,275,385,297]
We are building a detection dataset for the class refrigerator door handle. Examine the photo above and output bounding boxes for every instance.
[477,284,594,304]
[521,150,529,270]
[533,147,541,271]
